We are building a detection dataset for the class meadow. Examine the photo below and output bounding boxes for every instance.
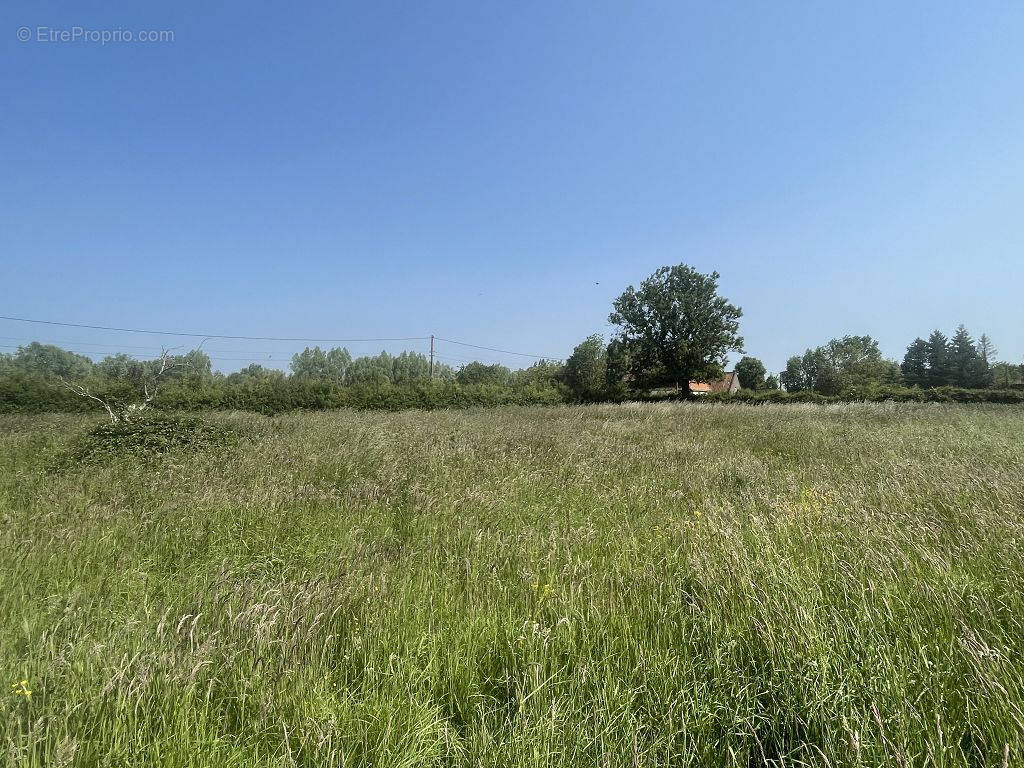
[1,402,1022,767]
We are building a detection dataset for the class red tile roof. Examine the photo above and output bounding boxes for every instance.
[689,371,739,394]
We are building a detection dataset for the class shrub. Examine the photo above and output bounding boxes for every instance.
[61,414,240,465]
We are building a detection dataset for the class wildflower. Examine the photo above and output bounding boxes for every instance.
[532,581,554,602]
[12,680,31,700]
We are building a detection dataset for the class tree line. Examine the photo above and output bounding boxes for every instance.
[774,326,1020,397]
[559,265,1020,401]
[2,263,1021,415]
[0,342,570,415]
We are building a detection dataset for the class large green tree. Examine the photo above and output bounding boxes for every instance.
[608,264,743,390]
[734,356,767,391]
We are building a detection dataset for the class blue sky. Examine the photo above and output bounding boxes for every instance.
[2,1,1022,374]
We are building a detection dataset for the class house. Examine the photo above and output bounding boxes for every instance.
[688,370,741,396]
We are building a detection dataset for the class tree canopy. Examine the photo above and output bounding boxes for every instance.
[564,335,607,401]
[734,356,767,391]
[780,336,898,395]
[608,264,743,389]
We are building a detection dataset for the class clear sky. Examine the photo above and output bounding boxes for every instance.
[2,1,1022,375]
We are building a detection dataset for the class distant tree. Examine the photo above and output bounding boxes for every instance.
[347,352,394,386]
[391,351,431,384]
[779,347,839,395]
[991,361,1024,389]
[734,356,767,391]
[455,362,512,387]
[803,347,842,395]
[290,346,350,381]
[977,333,996,387]
[901,338,930,388]
[780,355,808,392]
[431,361,456,382]
[780,336,897,395]
[764,374,780,390]
[291,347,328,379]
[95,348,212,391]
[977,334,997,366]
[825,335,900,392]
[926,330,950,388]
[13,342,93,379]
[948,325,987,388]
[608,264,743,390]
[64,348,189,423]
[604,338,631,400]
[326,348,353,381]
[513,360,564,391]
[228,364,286,382]
[564,335,607,401]
[95,353,137,381]
[172,349,214,386]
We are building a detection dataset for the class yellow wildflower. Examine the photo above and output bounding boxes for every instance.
[532,581,554,601]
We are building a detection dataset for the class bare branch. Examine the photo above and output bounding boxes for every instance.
[133,347,192,417]
[62,345,201,423]
[59,376,118,424]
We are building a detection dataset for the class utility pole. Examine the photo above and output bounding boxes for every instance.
[429,334,434,380]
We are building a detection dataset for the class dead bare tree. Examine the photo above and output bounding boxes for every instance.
[59,377,120,424]
[61,348,189,424]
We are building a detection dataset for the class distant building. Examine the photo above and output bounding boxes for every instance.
[689,371,741,396]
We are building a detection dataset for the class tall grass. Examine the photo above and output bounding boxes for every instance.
[1,403,1022,766]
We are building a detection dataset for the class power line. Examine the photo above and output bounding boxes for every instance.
[0,315,562,362]
[0,335,167,352]
[0,344,289,364]
[434,336,560,360]
[0,315,428,344]
[0,335,428,358]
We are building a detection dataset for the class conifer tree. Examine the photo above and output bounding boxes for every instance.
[901,338,929,388]
[925,330,950,388]
[948,325,986,388]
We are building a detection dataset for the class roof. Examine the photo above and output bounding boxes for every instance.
[689,371,740,394]
[714,371,740,392]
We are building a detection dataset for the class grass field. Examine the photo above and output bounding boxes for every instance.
[1,403,1022,766]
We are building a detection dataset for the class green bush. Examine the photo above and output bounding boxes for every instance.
[61,414,240,465]
[6,366,1020,416]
